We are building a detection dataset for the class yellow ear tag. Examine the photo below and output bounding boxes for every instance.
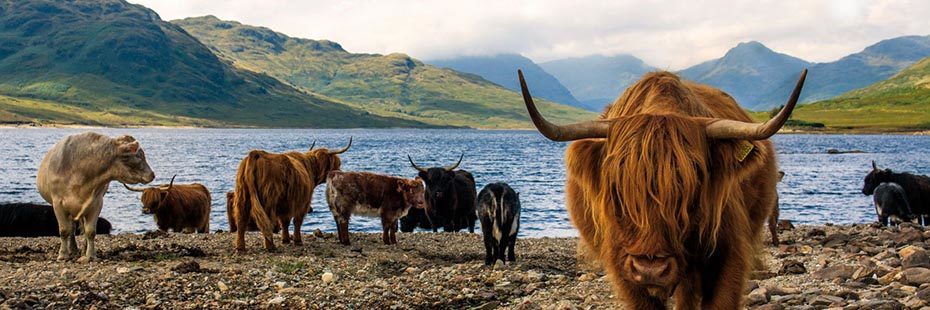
[736,141,755,162]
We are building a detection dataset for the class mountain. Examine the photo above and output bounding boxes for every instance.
[761,35,930,107]
[790,56,930,130]
[540,55,656,111]
[0,0,418,127]
[173,17,594,128]
[679,41,811,111]
[427,54,582,108]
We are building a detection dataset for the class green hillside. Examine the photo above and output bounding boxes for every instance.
[0,0,423,128]
[790,57,930,130]
[173,16,595,128]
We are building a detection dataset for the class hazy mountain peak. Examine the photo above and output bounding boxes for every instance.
[427,54,582,107]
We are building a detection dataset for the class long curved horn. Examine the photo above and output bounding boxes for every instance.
[309,140,316,151]
[408,155,427,173]
[123,183,146,192]
[519,70,610,141]
[704,69,808,140]
[158,174,177,192]
[445,153,464,171]
[327,137,352,155]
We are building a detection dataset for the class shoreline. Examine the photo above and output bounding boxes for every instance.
[1,223,928,308]
[2,123,929,135]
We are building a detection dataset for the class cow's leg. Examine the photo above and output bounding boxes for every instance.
[768,204,779,246]
[334,213,351,245]
[507,236,517,262]
[234,208,249,253]
[700,241,748,309]
[673,271,702,310]
[380,216,392,245]
[292,214,304,246]
[485,238,495,265]
[390,223,398,245]
[280,217,291,244]
[77,202,102,263]
[53,203,75,261]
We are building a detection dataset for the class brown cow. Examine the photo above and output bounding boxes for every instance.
[518,68,806,308]
[233,138,351,252]
[325,171,427,245]
[226,191,279,233]
[124,175,211,233]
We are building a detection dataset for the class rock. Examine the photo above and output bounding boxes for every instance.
[766,286,801,296]
[747,288,768,305]
[405,267,419,274]
[895,230,924,244]
[313,229,325,238]
[322,272,335,284]
[809,295,843,306]
[777,220,794,231]
[779,260,807,275]
[902,248,930,269]
[171,261,201,273]
[755,304,785,310]
[813,264,856,280]
[918,287,930,301]
[807,229,826,237]
[268,296,285,305]
[217,281,229,292]
[902,268,930,286]
[822,233,850,247]
[577,273,597,282]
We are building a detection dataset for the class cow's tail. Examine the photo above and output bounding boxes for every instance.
[239,152,275,236]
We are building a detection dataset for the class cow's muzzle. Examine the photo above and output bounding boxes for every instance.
[625,255,677,288]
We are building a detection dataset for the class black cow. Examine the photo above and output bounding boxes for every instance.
[0,203,112,237]
[406,154,477,233]
[864,161,930,225]
[872,182,913,226]
[477,182,521,265]
[399,208,433,232]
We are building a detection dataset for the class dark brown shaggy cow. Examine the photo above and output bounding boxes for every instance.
[124,175,211,233]
[325,171,427,245]
[518,68,805,308]
[233,138,351,252]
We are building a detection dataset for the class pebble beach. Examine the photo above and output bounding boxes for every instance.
[2,223,930,309]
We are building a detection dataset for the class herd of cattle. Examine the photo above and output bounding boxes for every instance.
[3,69,930,308]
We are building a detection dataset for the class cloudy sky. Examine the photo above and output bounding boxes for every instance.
[132,0,930,70]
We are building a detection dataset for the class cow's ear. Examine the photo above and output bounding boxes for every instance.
[396,180,406,192]
[118,141,140,155]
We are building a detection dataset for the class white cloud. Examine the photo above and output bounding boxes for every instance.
[131,0,930,70]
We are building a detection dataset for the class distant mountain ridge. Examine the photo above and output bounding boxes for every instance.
[0,0,418,127]
[678,41,811,111]
[174,16,594,128]
[540,55,656,111]
[791,56,930,130]
[427,54,582,108]
[761,35,930,107]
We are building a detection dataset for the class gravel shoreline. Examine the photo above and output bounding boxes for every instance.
[1,223,929,309]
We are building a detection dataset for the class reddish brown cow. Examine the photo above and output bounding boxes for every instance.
[226,191,278,233]
[518,68,805,308]
[124,176,211,233]
[325,171,427,245]
[233,139,350,252]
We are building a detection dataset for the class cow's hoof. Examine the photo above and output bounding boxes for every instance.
[77,256,95,263]
[293,240,303,246]
[56,254,70,261]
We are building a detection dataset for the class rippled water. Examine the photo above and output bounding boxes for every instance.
[1,128,928,237]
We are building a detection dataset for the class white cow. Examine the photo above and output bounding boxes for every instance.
[37,132,155,262]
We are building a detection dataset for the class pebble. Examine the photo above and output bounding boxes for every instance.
[322,272,335,284]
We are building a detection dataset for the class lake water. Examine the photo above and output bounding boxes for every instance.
[1,128,928,237]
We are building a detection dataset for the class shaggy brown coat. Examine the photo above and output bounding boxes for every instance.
[136,184,211,233]
[232,141,347,252]
[520,70,801,309]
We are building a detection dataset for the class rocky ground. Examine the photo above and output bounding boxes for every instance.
[0,223,929,309]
